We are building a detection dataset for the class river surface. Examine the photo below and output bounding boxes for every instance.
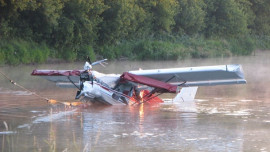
[0,50,270,152]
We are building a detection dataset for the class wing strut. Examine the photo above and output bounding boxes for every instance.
[67,76,80,89]
[136,75,179,105]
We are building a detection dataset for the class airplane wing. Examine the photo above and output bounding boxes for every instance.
[128,64,246,87]
[32,64,246,89]
[31,69,82,88]
[31,70,82,82]
[31,69,120,88]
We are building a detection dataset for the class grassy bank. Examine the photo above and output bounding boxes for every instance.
[0,40,50,65]
[99,35,269,60]
[0,35,269,65]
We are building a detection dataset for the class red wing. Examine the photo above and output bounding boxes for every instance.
[120,72,177,93]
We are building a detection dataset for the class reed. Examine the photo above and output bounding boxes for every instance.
[1,121,16,152]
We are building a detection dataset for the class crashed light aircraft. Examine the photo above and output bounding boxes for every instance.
[31,59,246,105]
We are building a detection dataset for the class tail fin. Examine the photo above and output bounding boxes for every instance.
[173,87,198,102]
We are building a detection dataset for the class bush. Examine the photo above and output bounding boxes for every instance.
[252,35,270,50]
[97,36,245,60]
[77,45,96,61]
[32,47,49,63]
[37,42,50,63]
[2,43,20,65]
[229,36,255,55]
[0,34,266,65]
[12,40,31,64]
[0,50,5,64]
[175,37,232,58]
[0,39,50,65]
[62,48,77,62]
[132,40,184,60]
[99,45,117,60]
[133,40,153,60]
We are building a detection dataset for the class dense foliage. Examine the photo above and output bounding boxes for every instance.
[0,0,269,64]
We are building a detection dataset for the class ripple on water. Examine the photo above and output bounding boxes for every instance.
[198,105,252,116]
[104,121,126,125]
[0,90,33,96]
[33,109,77,123]
[0,131,16,134]
[239,99,253,102]
[224,110,251,116]
[112,131,167,139]
[30,110,43,113]
[195,99,209,102]
[161,100,198,113]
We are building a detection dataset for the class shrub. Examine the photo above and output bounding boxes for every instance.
[12,40,31,64]
[0,50,5,64]
[253,35,270,50]
[0,39,50,65]
[133,40,153,60]
[2,44,20,65]
[62,48,77,62]
[77,45,96,61]
[229,36,255,55]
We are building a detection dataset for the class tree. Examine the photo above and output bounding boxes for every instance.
[204,0,249,37]
[53,0,106,60]
[249,0,270,35]
[235,0,255,29]
[99,0,148,44]
[15,0,64,41]
[0,0,39,38]
[151,0,178,33]
[174,0,206,35]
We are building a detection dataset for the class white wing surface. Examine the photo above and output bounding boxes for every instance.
[31,70,120,88]
[128,64,246,87]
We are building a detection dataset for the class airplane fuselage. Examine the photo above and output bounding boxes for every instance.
[77,80,131,105]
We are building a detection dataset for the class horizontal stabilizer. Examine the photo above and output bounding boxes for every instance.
[38,76,79,83]
[56,82,80,88]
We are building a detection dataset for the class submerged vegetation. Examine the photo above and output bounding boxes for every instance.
[0,0,270,64]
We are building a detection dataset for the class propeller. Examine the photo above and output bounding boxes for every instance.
[91,58,108,67]
[75,57,108,99]
[84,56,108,70]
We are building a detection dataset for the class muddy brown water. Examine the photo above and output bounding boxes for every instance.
[0,50,270,152]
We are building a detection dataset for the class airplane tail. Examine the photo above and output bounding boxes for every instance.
[172,87,198,112]
[173,87,198,102]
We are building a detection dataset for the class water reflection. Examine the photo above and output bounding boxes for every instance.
[139,103,144,136]
[1,95,270,151]
[1,50,270,151]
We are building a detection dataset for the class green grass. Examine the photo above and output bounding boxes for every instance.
[1,35,269,65]
[98,35,258,61]
[252,35,270,50]
[0,39,50,65]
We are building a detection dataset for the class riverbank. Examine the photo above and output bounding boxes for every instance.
[0,35,269,65]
